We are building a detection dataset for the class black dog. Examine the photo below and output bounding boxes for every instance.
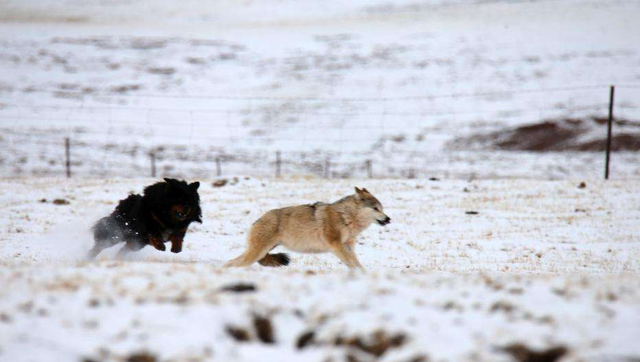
[88,178,202,259]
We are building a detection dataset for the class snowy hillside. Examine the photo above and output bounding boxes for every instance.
[1,0,640,179]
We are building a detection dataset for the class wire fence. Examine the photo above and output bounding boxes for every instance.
[4,84,618,101]
[2,84,640,180]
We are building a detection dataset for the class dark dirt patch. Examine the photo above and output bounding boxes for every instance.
[452,117,640,152]
[212,177,240,188]
[147,67,175,75]
[212,179,228,187]
[576,133,640,151]
[490,300,516,314]
[125,352,157,362]
[0,313,12,323]
[499,343,568,362]
[220,283,256,293]
[52,198,70,205]
[253,315,275,344]
[226,325,251,342]
[296,330,316,349]
[110,84,141,94]
[494,121,580,151]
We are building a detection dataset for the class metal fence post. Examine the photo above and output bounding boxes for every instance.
[605,85,615,180]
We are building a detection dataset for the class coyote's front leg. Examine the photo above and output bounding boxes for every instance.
[344,238,364,270]
[324,210,364,270]
[330,243,364,270]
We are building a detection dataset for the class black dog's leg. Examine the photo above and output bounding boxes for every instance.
[88,217,123,260]
[116,241,146,259]
[87,245,108,259]
[169,228,187,253]
[147,233,166,252]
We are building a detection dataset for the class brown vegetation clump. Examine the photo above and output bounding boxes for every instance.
[225,314,275,344]
[333,330,407,357]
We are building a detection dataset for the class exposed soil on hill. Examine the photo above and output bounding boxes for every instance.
[452,117,640,152]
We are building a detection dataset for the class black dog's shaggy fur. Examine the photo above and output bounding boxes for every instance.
[88,178,202,259]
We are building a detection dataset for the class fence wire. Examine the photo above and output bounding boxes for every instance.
[2,84,640,180]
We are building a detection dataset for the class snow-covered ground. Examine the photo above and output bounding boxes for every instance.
[1,0,640,179]
[1,177,639,361]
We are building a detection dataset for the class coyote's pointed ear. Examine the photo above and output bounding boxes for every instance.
[189,181,200,190]
[362,188,371,195]
[355,187,363,194]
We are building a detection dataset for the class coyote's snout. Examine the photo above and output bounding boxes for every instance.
[224,187,390,270]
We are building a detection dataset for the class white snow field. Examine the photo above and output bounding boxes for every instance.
[1,0,640,179]
[1,177,639,362]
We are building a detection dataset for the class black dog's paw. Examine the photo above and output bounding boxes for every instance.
[149,238,166,252]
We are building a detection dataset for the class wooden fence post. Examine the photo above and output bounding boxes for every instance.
[65,138,71,178]
[150,151,156,178]
[325,157,331,179]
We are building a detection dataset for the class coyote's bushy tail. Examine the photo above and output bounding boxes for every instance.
[258,253,290,267]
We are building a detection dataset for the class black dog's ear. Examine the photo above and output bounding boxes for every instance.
[164,178,174,184]
[189,181,200,191]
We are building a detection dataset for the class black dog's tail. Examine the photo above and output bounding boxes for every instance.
[87,216,123,259]
[258,253,290,267]
[92,216,117,241]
